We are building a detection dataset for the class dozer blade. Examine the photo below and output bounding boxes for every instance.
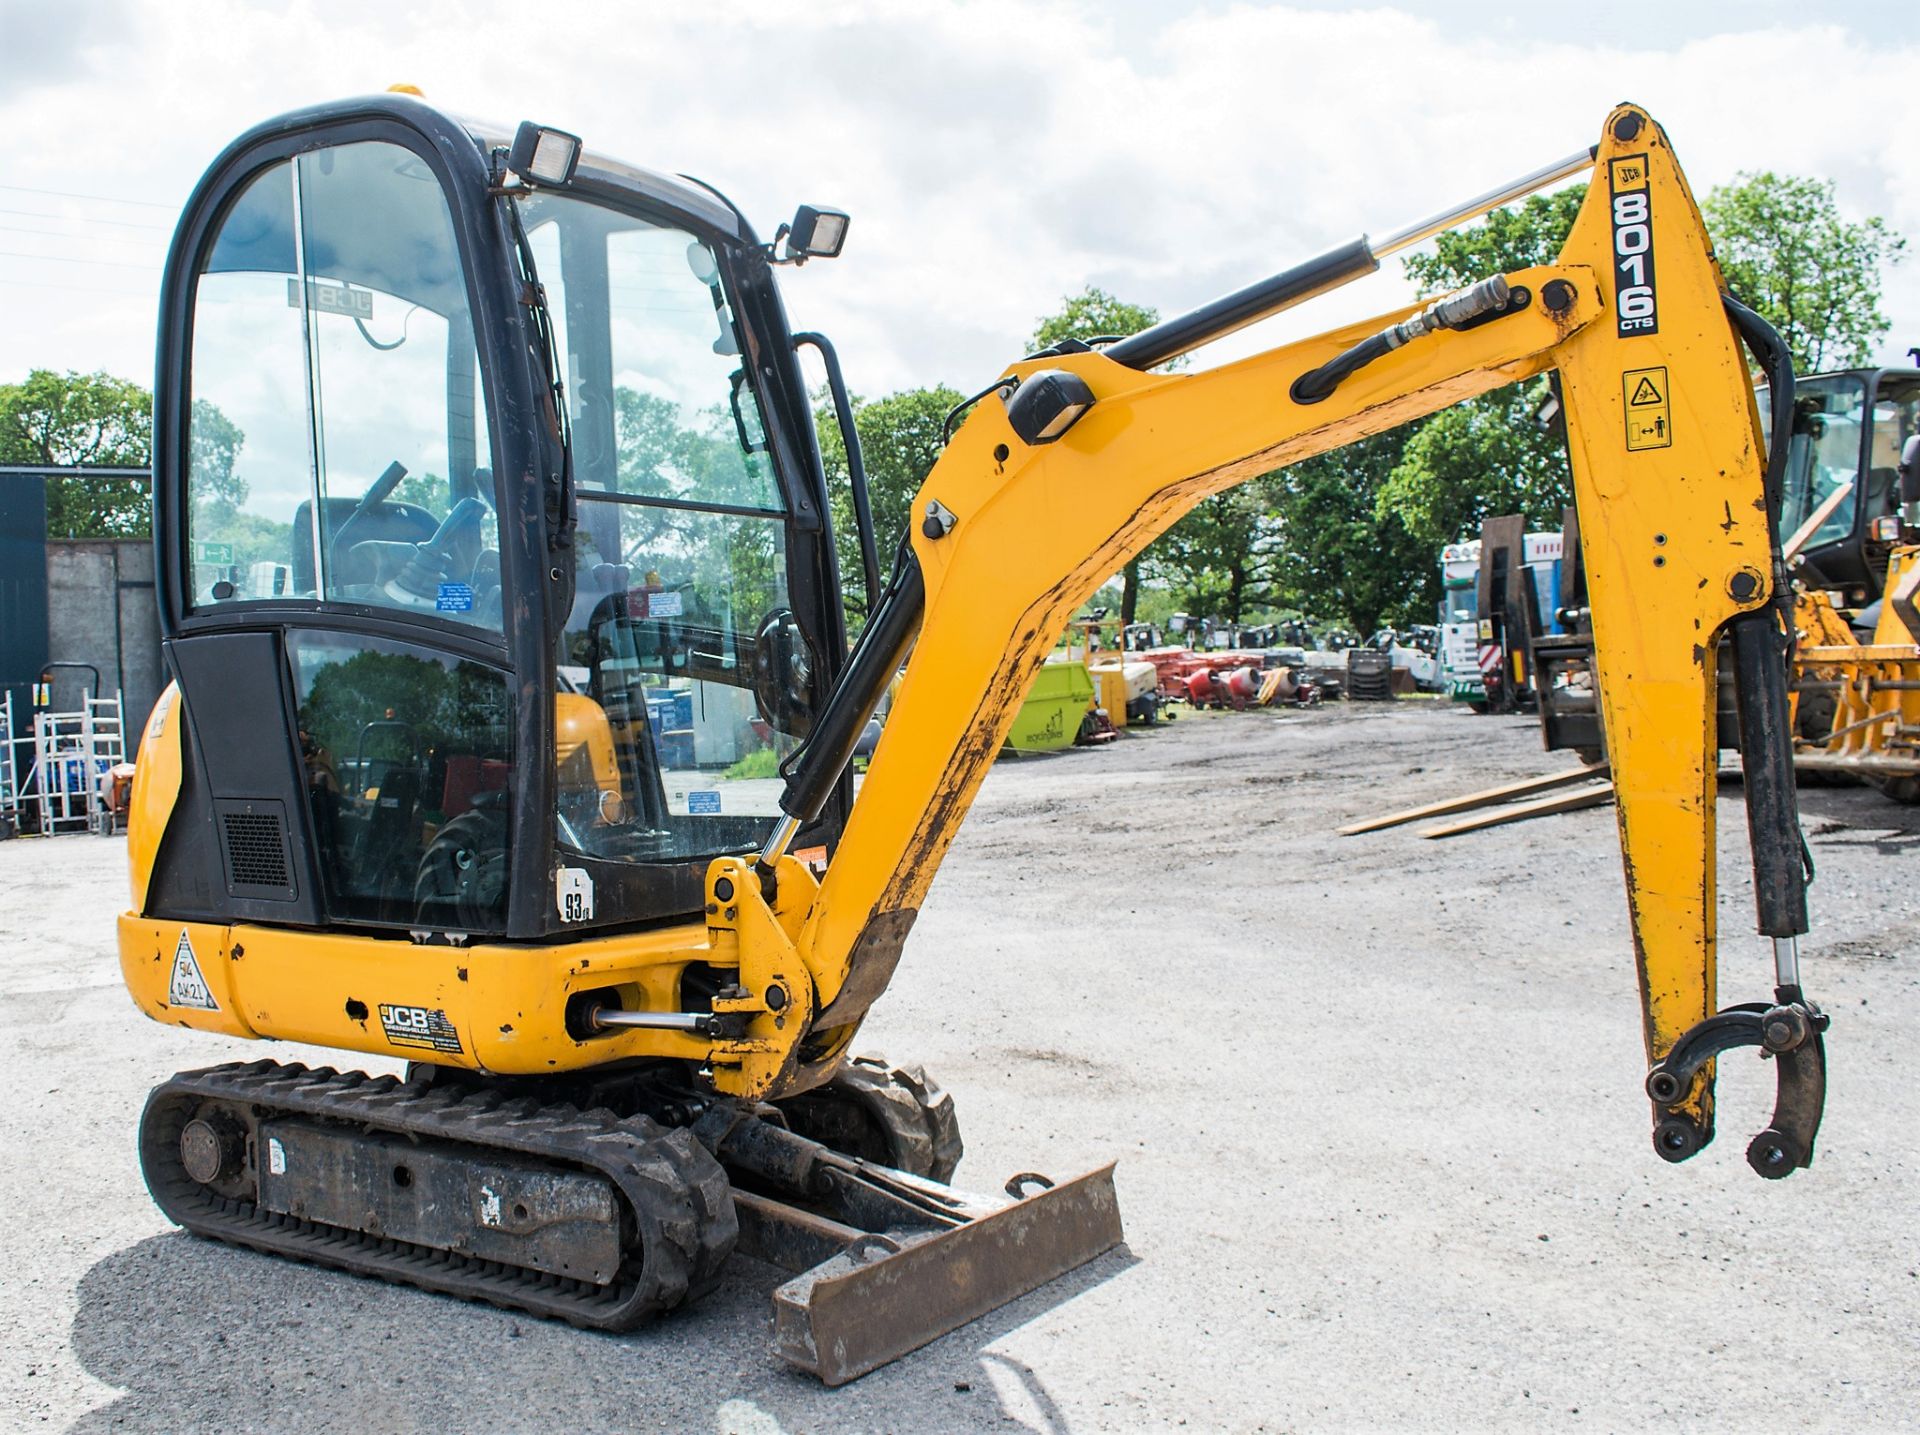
[764,1163,1123,1386]
[741,1167,1121,1390]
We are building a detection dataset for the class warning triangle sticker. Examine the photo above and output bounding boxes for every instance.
[1629,376,1664,405]
[167,931,218,1011]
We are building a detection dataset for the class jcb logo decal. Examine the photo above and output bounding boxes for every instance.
[378,1002,464,1054]
[1609,155,1658,337]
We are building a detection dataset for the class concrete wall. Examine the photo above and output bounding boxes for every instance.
[45,541,163,725]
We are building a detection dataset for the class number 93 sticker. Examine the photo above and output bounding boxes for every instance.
[557,866,595,923]
[1609,155,1658,337]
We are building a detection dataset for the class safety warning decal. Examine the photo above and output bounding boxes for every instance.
[1609,154,1658,337]
[378,1003,464,1054]
[1622,366,1673,451]
[167,931,218,1011]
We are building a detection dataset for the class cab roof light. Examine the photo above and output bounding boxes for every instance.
[508,121,582,186]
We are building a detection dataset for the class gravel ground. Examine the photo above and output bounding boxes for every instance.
[2,700,1916,1433]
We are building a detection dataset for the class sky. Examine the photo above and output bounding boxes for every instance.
[1,0,1916,401]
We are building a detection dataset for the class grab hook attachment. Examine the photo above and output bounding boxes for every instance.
[1644,989,1828,1180]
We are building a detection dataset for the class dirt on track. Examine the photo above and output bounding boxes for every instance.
[2,699,1916,1432]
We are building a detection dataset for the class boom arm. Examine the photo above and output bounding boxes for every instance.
[705,104,1821,1175]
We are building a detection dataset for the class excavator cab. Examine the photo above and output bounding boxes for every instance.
[1775,366,1920,602]
[132,94,1127,1384]
[149,96,857,943]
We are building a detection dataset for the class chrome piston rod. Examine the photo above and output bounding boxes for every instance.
[592,1008,712,1033]
[1106,144,1596,371]
[1371,147,1596,259]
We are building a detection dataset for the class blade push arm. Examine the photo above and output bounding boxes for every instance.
[713,105,1820,1175]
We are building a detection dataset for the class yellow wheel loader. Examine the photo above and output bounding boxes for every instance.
[121,96,1825,1383]
[1778,365,1920,796]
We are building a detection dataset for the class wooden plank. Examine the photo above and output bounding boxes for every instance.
[1336,763,1610,836]
[1416,781,1614,839]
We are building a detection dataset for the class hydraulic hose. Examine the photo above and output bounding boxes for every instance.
[1290,276,1515,405]
[1721,293,1795,555]
[1288,333,1397,407]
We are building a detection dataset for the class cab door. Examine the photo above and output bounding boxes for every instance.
[150,111,552,939]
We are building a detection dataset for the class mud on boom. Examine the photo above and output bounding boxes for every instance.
[120,96,1823,1382]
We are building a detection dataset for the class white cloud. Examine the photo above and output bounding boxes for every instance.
[0,0,1914,398]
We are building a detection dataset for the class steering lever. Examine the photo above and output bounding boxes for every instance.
[1644,988,1829,1179]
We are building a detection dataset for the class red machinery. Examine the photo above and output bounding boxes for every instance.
[1184,665,1261,710]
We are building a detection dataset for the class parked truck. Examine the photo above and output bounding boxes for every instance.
[1437,527,1565,708]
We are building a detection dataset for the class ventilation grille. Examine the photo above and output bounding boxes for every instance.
[215,799,295,898]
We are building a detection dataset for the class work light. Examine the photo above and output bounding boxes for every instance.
[1004,369,1096,445]
[508,121,582,186]
[785,205,849,260]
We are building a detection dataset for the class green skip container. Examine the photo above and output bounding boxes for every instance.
[1004,661,1093,754]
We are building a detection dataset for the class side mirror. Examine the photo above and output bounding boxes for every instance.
[751,609,818,739]
[779,205,849,263]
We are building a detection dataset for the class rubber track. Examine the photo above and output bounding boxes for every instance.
[828,1056,965,1183]
[139,1060,736,1329]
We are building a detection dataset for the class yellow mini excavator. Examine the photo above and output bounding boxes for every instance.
[120,96,1825,1383]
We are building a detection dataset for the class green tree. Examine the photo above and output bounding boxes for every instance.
[389,470,445,511]
[1028,285,1160,355]
[1378,389,1573,551]
[1150,484,1284,625]
[1270,429,1428,635]
[1028,286,1173,624]
[1702,170,1906,371]
[0,369,153,537]
[614,387,779,510]
[1402,186,1588,296]
[814,384,965,625]
[1378,186,1587,549]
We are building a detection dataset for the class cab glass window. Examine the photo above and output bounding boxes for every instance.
[1779,377,1866,553]
[1868,379,1920,523]
[517,192,779,510]
[559,503,799,862]
[288,629,513,931]
[187,141,501,630]
[517,191,811,865]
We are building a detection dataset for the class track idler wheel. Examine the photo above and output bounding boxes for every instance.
[775,1055,964,1182]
